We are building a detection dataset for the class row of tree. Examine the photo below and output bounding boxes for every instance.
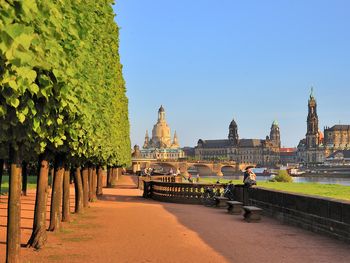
[0,1,130,262]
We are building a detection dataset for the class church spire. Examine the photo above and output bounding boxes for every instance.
[172,130,179,147]
[310,86,315,99]
[143,130,149,149]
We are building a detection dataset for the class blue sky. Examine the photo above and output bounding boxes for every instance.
[113,0,350,148]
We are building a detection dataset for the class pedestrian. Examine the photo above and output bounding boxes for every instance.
[196,173,200,183]
[188,173,193,183]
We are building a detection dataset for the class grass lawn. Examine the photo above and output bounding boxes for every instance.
[199,177,350,201]
[0,175,37,194]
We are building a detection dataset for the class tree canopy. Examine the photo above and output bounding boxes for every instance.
[0,0,130,166]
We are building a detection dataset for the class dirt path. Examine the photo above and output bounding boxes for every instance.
[1,176,350,262]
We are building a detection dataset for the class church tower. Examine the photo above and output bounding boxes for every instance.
[171,131,180,148]
[228,118,239,145]
[270,120,281,148]
[143,130,150,149]
[306,87,319,149]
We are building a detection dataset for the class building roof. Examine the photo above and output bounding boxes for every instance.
[229,119,237,127]
[197,138,266,148]
[158,105,165,112]
[238,139,263,147]
[327,150,350,159]
[280,148,297,153]
[325,125,350,131]
[197,139,231,148]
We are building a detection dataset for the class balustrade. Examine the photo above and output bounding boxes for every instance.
[143,180,228,204]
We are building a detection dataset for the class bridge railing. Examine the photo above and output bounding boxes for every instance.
[143,180,228,204]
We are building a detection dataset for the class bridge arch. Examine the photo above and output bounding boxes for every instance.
[221,165,237,175]
[187,163,213,176]
[151,162,178,173]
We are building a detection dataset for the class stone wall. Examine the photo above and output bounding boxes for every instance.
[234,185,350,242]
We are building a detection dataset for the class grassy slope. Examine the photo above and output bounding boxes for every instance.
[199,178,350,201]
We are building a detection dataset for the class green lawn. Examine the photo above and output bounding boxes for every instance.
[198,177,350,201]
[0,176,38,195]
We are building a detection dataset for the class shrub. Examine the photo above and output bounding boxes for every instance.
[270,170,293,183]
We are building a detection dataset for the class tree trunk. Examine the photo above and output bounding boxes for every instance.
[0,159,4,195]
[96,166,103,196]
[21,160,27,196]
[49,167,54,189]
[110,167,117,187]
[92,167,97,200]
[73,167,84,214]
[107,167,112,188]
[62,169,70,222]
[88,167,93,202]
[27,156,49,249]
[89,167,97,202]
[81,167,89,208]
[48,156,64,232]
[6,145,21,263]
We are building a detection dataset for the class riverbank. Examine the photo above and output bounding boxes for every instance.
[198,177,350,201]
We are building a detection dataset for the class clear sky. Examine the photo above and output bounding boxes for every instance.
[113,0,350,148]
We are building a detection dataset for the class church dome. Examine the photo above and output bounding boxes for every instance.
[151,105,172,148]
[272,120,279,126]
[318,130,324,141]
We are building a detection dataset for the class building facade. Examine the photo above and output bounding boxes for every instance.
[139,105,185,160]
[297,89,350,164]
[280,148,298,165]
[195,119,281,166]
[324,125,350,153]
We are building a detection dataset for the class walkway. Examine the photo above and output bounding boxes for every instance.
[1,176,350,262]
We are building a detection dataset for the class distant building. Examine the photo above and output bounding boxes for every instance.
[139,105,185,160]
[280,148,298,165]
[324,125,350,154]
[325,150,350,165]
[297,88,350,164]
[182,147,196,158]
[195,119,281,166]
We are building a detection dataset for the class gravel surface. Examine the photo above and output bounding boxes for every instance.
[1,176,350,263]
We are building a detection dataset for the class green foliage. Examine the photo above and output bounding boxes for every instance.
[270,170,293,183]
[0,0,130,166]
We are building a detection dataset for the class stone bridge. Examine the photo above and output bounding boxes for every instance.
[131,158,255,176]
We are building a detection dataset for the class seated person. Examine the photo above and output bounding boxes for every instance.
[243,166,257,187]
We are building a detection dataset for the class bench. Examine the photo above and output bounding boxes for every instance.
[214,196,229,208]
[243,206,263,222]
[226,201,243,215]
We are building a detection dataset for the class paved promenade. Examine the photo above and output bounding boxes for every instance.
[1,176,350,262]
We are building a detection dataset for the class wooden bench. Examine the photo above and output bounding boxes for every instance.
[243,206,263,222]
[214,196,229,208]
[226,201,243,215]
